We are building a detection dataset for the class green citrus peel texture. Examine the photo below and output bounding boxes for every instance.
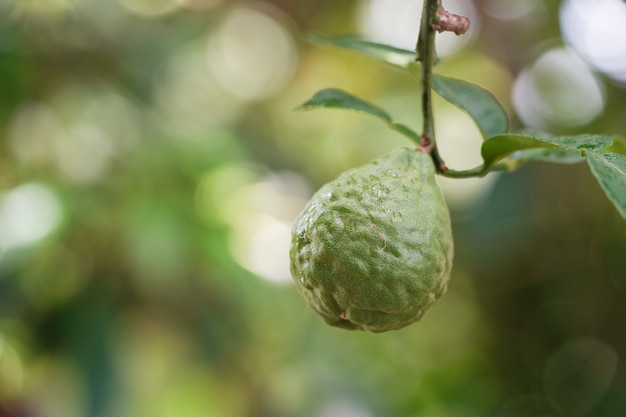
[290,147,453,332]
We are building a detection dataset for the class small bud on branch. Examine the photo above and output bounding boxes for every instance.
[432,5,470,35]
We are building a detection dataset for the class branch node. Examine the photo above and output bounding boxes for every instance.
[432,6,470,35]
[417,135,434,154]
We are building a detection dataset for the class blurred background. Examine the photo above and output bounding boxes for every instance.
[1,0,625,416]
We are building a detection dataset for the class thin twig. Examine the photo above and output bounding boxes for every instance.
[416,0,475,176]
[416,0,445,172]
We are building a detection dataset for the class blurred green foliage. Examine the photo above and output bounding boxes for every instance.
[0,1,625,416]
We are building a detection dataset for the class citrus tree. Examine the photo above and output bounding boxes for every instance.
[290,0,626,331]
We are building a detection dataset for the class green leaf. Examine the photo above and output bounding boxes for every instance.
[512,148,585,164]
[539,135,626,219]
[481,134,562,172]
[307,34,416,68]
[536,134,614,155]
[480,133,626,219]
[501,149,584,171]
[392,123,422,143]
[587,152,626,219]
[481,134,619,172]
[295,88,421,144]
[432,74,508,139]
[296,88,391,121]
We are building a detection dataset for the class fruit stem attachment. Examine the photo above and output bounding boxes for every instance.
[416,0,442,170]
[416,0,471,176]
[441,166,484,178]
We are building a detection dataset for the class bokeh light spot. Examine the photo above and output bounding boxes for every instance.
[8,87,141,184]
[229,172,310,284]
[231,213,294,284]
[155,44,243,135]
[53,123,115,184]
[560,0,626,83]
[206,6,298,101]
[195,163,261,225]
[0,184,63,250]
[512,48,605,130]
[197,166,310,284]
[543,338,618,416]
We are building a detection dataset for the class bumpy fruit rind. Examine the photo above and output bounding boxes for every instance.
[290,147,453,332]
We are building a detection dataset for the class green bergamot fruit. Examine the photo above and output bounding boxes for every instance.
[290,147,453,332]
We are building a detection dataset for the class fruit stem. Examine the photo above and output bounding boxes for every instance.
[416,0,472,177]
[416,0,443,171]
[440,165,484,178]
